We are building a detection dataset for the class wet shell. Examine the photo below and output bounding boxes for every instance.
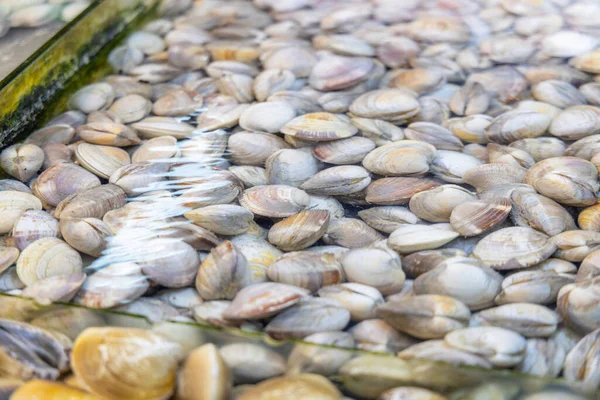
[239,185,310,218]
[228,131,290,166]
[177,343,232,400]
[445,115,492,144]
[238,374,342,400]
[131,117,195,139]
[362,140,436,177]
[153,89,203,117]
[549,106,600,140]
[12,210,60,251]
[450,199,511,237]
[471,303,560,338]
[195,241,252,300]
[402,249,467,279]
[77,123,141,147]
[473,227,557,270]
[358,206,420,234]
[54,184,127,220]
[488,143,535,169]
[21,272,86,304]
[511,192,576,236]
[69,83,115,114]
[0,191,43,234]
[342,247,405,295]
[409,185,476,223]
[185,205,253,236]
[267,251,343,292]
[313,137,375,165]
[0,144,44,182]
[0,245,19,275]
[552,231,600,262]
[71,327,183,400]
[280,112,358,141]
[223,282,310,320]
[349,89,420,122]
[220,343,285,385]
[495,270,576,305]
[239,102,297,134]
[366,177,441,205]
[25,124,76,147]
[16,237,82,286]
[59,217,112,257]
[350,117,404,145]
[265,297,351,340]
[377,294,471,339]
[463,163,527,192]
[266,148,323,188]
[253,69,296,102]
[268,210,330,251]
[33,163,101,207]
[299,166,371,196]
[309,55,374,91]
[563,328,600,388]
[229,166,268,188]
[139,239,200,288]
[430,150,483,184]
[557,277,600,334]
[323,218,383,249]
[75,143,131,179]
[387,224,459,254]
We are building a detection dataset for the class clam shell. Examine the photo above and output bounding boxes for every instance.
[263,47,317,78]
[228,166,268,188]
[280,112,358,141]
[266,148,323,187]
[430,150,483,184]
[350,117,404,145]
[366,177,441,205]
[177,343,232,400]
[25,124,75,147]
[471,303,560,337]
[268,210,330,251]
[74,262,148,308]
[196,104,250,131]
[413,257,503,310]
[342,247,405,295]
[511,191,576,236]
[473,227,556,270]
[71,327,183,400]
[265,297,350,340]
[267,251,343,292]
[108,162,169,197]
[445,115,492,144]
[0,144,44,182]
[75,143,131,179]
[185,204,253,236]
[69,83,115,114]
[238,374,341,400]
[377,294,471,339]
[221,343,285,384]
[318,283,384,321]
[0,191,43,234]
[21,272,86,304]
[152,89,203,116]
[402,249,467,279]
[349,319,417,354]
[54,184,127,220]
[59,217,111,257]
[496,270,575,306]
[552,230,600,262]
[488,143,535,168]
[313,136,375,165]
[42,143,73,169]
[309,55,374,91]
[77,122,140,147]
[300,166,371,196]
[34,162,101,207]
[563,329,600,388]
[323,218,383,248]
[239,102,297,134]
[349,89,420,122]
[463,163,527,192]
[139,239,200,288]
[362,140,436,177]
[549,105,600,140]
[409,185,476,223]
[287,331,355,376]
[16,237,82,286]
[253,69,296,102]
[557,277,600,333]
[12,210,60,251]
[229,131,290,166]
[195,241,252,300]
[131,117,194,139]
[450,199,511,237]
[387,224,459,253]
[223,282,310,320]
[0,245,19,275]
[239,185,310,218]
[404,122,463,151]
[358,206,420,234]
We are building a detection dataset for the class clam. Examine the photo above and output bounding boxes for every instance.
[129,63,182,83]
[358,206,420,234]
[470,303,560,338]
[563,329,600,388]
[109,46,145,74]
[473,227,556,270]
[350,117,404,145]
[478,183,536,203]
[449,82,489,116]
[309,55,374,91]
[564,135,600,161]
[59,217,111,257]
[253,69,296,102]
[74,263,148,308]
[287,331,355,376]
[152,89,204,116]
[579,250,600,282]
[138,239,199,288]
[0,191,42,234]
[42,143,73,169]
[220,343,285,384]
[0,179,31,193]
[16,237,82,286]
[366,177,441,205]
[510,191,576,236]
[266,148,322,187]
[11,210,60,251]
[466,66,527,104]
[300,166,370,196]
[33,162,101,207]
[532,80,586,109]
[413,256,502,310]
[463,163,527,192]
[197,103,251,131]
[223,282,309,320]
[552,230,600,262]
[445,115,492,144]
[280,112,357,141]
[362,140,436,177]
[409,185,476,223]
[263,47,317,78]
[25,124,76,147]
[349,89,420,122]
[229,166,268,188]
[0,245,19,275]
[229,131,290,166]
[195,240,251,300]
[265,297,351,339]
[342,247,405,295]
[318,283,383,321]
[109,162,169,197]
[377,294,471,339]
[495,270,575,306]
[0,144,44,182]
[69,83,115,114]
[71,327,183,400]
[239,185,310,218]
[389,67,445,95]
[239,102,297,133]
[176,343,233,400]
[185,204,253,236]
[487,143,535,168]
[323,218,383,249]
[349,318,417,354]
[430,150,483,184]
[557,277,600,334]
[77,122,140,147]
[445,326,527,367]
[387,224,459,254]
[380,387,447,400]
[450,199,511,237]
[54,184,127,220]
[549,106,600,140]
[238,374,342,400]
[0,267,24,292]
[21,272,86,304]
[10,380,98,400]
[313,137,375,165]
[75,143,131,179]
[267,251,343,292]
[131,116,195,139]
[268,210,330,251]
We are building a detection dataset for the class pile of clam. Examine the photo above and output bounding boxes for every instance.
[1,0,600,397]
[0,0,92,38]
